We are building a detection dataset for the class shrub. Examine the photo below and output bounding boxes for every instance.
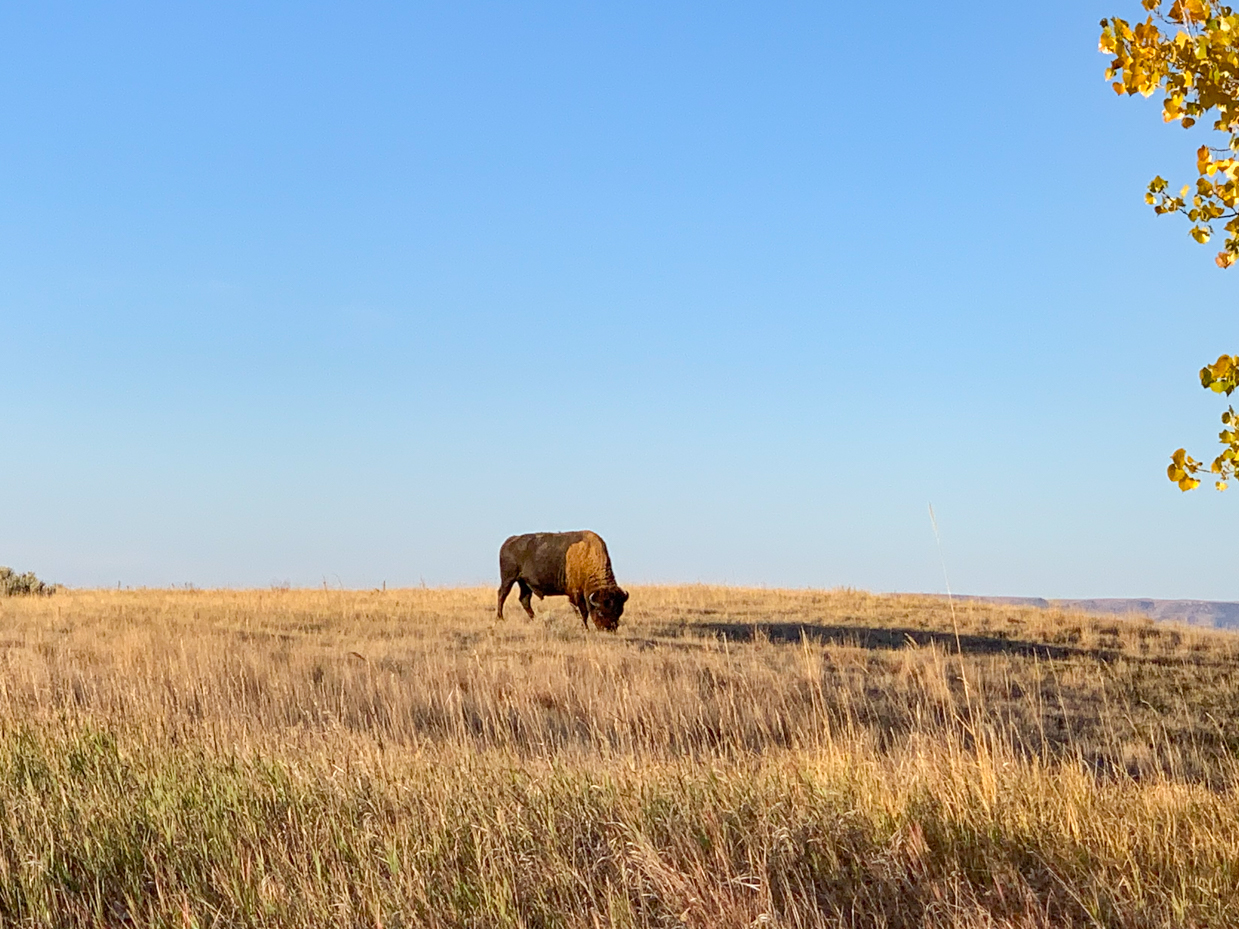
[0,567,56,597]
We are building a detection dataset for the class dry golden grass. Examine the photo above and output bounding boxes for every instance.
[1,585,1238,927]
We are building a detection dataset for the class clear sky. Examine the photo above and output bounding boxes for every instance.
[2,2,1235,597]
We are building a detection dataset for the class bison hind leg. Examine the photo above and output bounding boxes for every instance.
[497,577,516,620]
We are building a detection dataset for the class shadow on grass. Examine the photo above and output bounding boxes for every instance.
[653,621,1093,661]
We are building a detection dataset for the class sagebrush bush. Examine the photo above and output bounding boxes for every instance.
[0,566,55,597]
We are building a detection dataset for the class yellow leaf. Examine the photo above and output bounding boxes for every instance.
[1170,0,1209,22]
[1217,481,1229,491]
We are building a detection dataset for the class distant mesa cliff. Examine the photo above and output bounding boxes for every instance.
[945,596,1239,630]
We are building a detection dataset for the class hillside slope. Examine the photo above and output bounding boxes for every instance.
[0,586,1236,928]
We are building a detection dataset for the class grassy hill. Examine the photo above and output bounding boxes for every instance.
[1,586,1237,927]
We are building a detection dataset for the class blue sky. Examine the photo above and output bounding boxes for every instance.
[1,1,1235,597]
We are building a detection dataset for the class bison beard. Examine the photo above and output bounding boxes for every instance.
[497,531,628,631]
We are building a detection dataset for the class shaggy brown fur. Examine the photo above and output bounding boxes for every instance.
[497,531,628,630]
[565,533,614,601]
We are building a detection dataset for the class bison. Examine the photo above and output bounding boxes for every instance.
[497,531,629,630]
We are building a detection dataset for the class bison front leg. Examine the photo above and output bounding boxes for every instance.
[570,595,590,628]
[517,580,536,619]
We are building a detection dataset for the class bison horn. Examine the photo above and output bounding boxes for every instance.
[620,589,629,602]
[588,590,599,607]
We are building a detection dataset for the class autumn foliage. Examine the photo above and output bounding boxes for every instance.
[1101,0,1239,266]
[1101,1,1239,488]
[1165,354,1239,489]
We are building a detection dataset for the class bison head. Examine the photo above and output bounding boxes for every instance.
[588,587,629,631]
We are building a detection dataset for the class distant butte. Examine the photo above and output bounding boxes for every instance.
[931,596,1239,630]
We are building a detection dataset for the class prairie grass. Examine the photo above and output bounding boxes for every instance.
[0,586,1238,927]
